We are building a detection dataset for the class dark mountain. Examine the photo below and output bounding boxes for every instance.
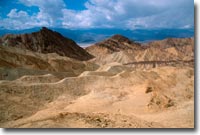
[0,27,94,61]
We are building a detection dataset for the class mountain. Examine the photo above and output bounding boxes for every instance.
[0,27,94,61]
[86,34,143,56]
[0,28,194,45]
[86,35,194,65]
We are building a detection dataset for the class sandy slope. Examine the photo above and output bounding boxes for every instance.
[0,64,194,128]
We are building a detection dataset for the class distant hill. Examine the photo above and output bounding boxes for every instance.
[0,28,194,45]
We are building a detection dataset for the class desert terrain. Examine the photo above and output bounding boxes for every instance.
[0,28,194,128]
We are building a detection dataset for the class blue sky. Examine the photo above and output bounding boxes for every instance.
[0,0,194,30]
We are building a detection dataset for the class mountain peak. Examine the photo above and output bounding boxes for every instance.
[41,27,48,30]
[0,28,94,61]
[111,34,128,40]
[40,27,54,33]
[86,34,142,56]
[110,34,133,44]
[38,27,55,35]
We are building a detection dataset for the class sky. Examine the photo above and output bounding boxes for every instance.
[0,0,194,30]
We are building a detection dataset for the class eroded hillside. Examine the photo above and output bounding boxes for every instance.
[0,30,194,128]
[86,35,194,65]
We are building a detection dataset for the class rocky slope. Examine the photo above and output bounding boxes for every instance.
[0,45,98,80]
[86,35,194,65]
[0,27,94,61]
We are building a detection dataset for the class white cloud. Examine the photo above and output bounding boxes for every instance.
[0,0,67,29]
[62,9,94,28]
[19,0,66,26]
[19,0,66,17]
[0,0,194,30]
[62,0,121,29]
[62,0,194,29]
[1,9,49,30]
[7,9,28,18]
[125,0,194,29]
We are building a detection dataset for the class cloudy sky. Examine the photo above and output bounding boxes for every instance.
[0,0,194,30]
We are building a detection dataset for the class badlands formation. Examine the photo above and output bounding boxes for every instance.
[0,28,194,128]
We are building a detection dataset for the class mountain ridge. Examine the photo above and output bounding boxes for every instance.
[86,35,194,65]
[0,27,94,61]
[0,27,194,44]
